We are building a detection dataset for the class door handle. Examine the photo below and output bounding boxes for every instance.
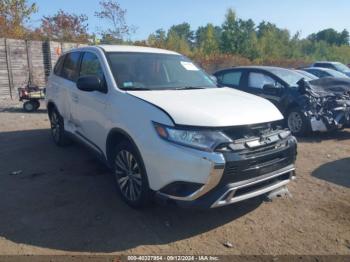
[72,94,79,103]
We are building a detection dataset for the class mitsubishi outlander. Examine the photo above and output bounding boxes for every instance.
[46,45,297,208]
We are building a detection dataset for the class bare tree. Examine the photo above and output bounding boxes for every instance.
[95,0,135,41]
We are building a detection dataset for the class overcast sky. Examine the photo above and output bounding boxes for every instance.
[29,0,350,40]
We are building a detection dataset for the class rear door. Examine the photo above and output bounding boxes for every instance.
[60,51,82,132]
[215,70,244,90]
[50,52,81,131]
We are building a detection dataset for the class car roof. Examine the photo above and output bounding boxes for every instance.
[216,65,293,73]
[304,67,334,72]
[313,61,338,64]
[66,45,180,55]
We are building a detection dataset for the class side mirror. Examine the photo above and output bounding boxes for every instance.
[263,84,280,95]
[76,75,101,92]
[209,75,218,84]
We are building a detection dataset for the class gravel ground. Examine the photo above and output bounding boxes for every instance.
[0,99,349,255]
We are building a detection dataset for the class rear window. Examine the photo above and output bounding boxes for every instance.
[307,69,329,78]
[217,71,242,86]
[61,52,81,82]
[53,55,65,76]
[314,63,334,69]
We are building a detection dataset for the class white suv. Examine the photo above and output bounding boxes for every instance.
[46,45,297,208]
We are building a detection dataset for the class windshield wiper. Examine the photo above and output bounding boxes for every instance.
[174,86,206,90]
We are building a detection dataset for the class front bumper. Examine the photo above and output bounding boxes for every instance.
[157,134,297,208]
[176,164,295,208]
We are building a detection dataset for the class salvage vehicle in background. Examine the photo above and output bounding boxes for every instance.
[306,77,350,93]
[301,67,349,79]
[294,70,318,80]
[214,66,350,136]
[46,45,297,209]
[311,61,350,77]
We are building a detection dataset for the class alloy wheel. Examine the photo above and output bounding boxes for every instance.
[114,150,142,201]
[50,111,60,142]
[288,111,303,133]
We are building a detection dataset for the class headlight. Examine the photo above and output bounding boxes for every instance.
[153,122,232,152]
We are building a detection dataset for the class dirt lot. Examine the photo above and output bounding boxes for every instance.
[0,99,349,256]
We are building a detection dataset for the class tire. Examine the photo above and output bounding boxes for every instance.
[49,108,71,146]
[23,101,36,112]
[286,107,311,136]
[112,141,152,208]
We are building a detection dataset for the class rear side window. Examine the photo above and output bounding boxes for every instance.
[217,71,242,86]
[61,52,81,82]
[308,69,329,78]
[248,72,275,89]
[314,63,334,70]
[79,52,104,80]
[53,55,65,76]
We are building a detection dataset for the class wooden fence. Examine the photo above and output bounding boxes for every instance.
[0,38,86,99]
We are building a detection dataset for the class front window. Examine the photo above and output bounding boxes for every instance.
[107,52,216,90]
[248,72,277,89]
[80,52,104,80]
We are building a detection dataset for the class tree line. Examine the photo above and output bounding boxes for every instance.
[1,0,350,70]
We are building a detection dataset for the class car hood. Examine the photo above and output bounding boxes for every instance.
[127,87,283,127]
[309,77,350,94]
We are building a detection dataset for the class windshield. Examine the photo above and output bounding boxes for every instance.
[295,70,318,80]
[269,68,310,86]
[326,68,349,78]
[333,62,350,73]
[107,52,216,90]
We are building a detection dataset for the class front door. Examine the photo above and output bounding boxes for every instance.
[247,72,284,109]
[72,51,109,152]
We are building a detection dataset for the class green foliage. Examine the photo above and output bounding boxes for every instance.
[147,29,167,48]
[99,33,123,44]
[0,0,38,38]
[196,24,219,55]
[1,2,349,66]
[308,28,349,46]
[168,22,194,45]
[220,8,239,53]
[166,30,191,56]
[146,8,350,68]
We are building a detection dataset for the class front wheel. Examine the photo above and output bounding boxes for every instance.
[286,108,310,136]
[112,142,152,208]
